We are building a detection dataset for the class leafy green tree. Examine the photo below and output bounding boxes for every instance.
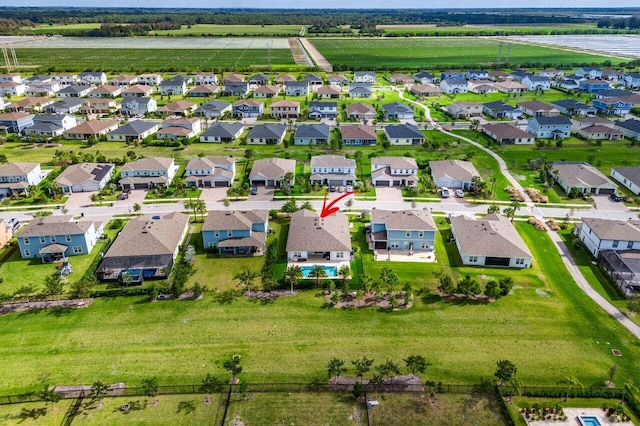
[326,357,347,379]
[191,281,205,298]
[487,204,500,214]
[69,278,93,299]
[376,359,401,381]
[133,203,141,212]
[284,265,303,294]
[233,269,259,296]
[38,384,60,403]
[499,277,514,296]
[456,274,482,298]
[360,274,374,294]
[300,201,314,211]
[89,381,109,401]
[141,377,158,397]
[43,271,64,300]
[404,355,431,378]
[438,274,455,295]
[352,357,375,383]
[281,200,298,213]
[484,280,500,299]
[338,264,351,285]
[308,264,328,286]
[223,356,243,382]
[495,360,518,386]
[200,373,223,394]
[352,382,363,399]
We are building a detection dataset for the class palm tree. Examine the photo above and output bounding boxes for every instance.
[283,171,294,187]
[195,199,207,223]
[308,264,328,286]
[487,204,500,214]
[557,376,583,402]
[338,265,351,286]
[503,207,515,222]
[233,269,259,296]
[300,201,314,211]
[360,274,373,294]
[284,265,303,294]
[183,199,197,219]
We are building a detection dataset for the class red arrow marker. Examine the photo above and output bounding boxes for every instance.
[320,191,354,218]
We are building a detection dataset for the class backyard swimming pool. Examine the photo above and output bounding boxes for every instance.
[300,265,338,278]
[578,416,602,426]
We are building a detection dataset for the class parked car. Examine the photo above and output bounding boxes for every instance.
[610,193,622,202]
[338,186,345,193]
[250,187,258,195]
[440,187,450,198]
[346,185,353,193]
[455,189,464,198]
[329,186,336,192]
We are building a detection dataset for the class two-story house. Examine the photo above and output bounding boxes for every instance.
[185,156,235,188]
[285,81,309,97]
[231,100,264,118]
[310,155,356,186]
[576,218,640,258]
[137,73,163,86]
[623,72,640,89]
[445,102,482,118]
[576,67,603,79]
[80,99,118,115]
[79,72,107,85]
[157,117,202,140]
[0,162,43,196]
[578,79,611,93]
[353,71,376,84]
[440,77,468,94]
[120,96,158,116]
[308,101,337,119]
[0,81,25,96]
[370,209,436,253]
[270,100,300,119]
[593,97,633,116]
[526,116,572,139]
[371,156,418,187]
[119,157,179,190]
[221,82,250,97]
[614,119,640,141]
[195,73,218,86]
[160,78,187,96]
[465,70,489,80]
[0,112,34,133]
[202,210,268,256]
[482,123,535,145]
[286,209,351,264]
[521,75,551,91]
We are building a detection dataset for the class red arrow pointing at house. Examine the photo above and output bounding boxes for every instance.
[320,191,354,218]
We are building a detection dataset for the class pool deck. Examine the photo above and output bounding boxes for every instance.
[373,250,437,263]
[287,260,351,279]
[526,408,635,426]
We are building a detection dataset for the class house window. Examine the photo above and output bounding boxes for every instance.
[406,231,411,237]
[40,236,46,243]
[208,242,216,248]
[391,242,399,248]
[418,231,424,238]
[23,237,29,245]
[612,240,619,248]
[421,243,429,249]
[627,241,634,249]
[515,258,525,265]
[227,231,232,237]
[336,252,344,258]
[24,249,30,257]
[73,246,83,254]
[51,236,56,242]
[214,231,220,237]
[65,235,71,242]
[469,256,478,262]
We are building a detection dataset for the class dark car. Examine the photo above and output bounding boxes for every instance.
[250,187,258,195]
[329,186,337,192]
[610,193,622,202]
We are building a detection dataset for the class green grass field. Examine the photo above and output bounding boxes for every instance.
[14,48,296,73]
[377,23,607,36]
[0,399,72,425]
[310,38,621,70]
[150,24,303,36]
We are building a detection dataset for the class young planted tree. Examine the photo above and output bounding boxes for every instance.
[200,373,223,394]
[352,357,375,384]
[223,356,243,383]
[284,265,303,294]
[404,355,431,378]
[141,377,159,398]
[326,357,347,379]
[495,360,518,386]
[484,280,500,299]
[233,269,259,296]
[89,381,109,401]
[498,277,514,296]
[360,274,374,294]
[456,274,482,298]
[43,271,64,300]
[338,264,351,286]
[437,274,455,295]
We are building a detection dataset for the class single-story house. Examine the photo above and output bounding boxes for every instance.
[482,123,535,145]
[611,167,640,195]
[494,81,527,93]
[107,120,159,142]
[517,101,559,117]
[550,99,596,117]
[389,73,413,85]
[188,84,220,97]
[294,123,331,145]
[614,119,640,141]
[348,83,373,98]
[327,74,350,86]
[346,103,376,121]
[55,163,115,193]
[158,100,197,117]
[87,84,122,98]
[429,159,479,189]
[199,122,244,143]
[317,85,342,99]
[409,84,441,97]
[246,123,286,145]
[275,74,297,84]
[64,119,119,140]
[253,85,281,98]
[482,101,522,119]
[382,102,414,120]
[194,100,232,119]
[122,84,154,97]
[576,125,623,141]
[341,124,377,146]
[413,72,436,84]
[384,123,424,146]
[249,158,296,187]
[549,162,618,196]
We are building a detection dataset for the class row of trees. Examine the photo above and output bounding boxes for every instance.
[438,273,514,300]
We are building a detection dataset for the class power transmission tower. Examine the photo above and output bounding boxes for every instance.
[505,43,512,65]
[1,43,18,71]
[496,41,503,65]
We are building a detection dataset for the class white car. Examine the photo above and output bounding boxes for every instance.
[455,189,465,198]
[440,187,450,198]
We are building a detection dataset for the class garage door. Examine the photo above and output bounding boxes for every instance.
[375,180,390,187]
[329,179,343,186]
[598,188,615,194]
[485,257,510,267]
[214,181,228,187]
[252,180,266,186]
[392,180,401,187]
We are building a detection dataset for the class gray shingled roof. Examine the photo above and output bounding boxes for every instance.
[371,156,418,170]
[200,122,243,138]
[0,162,39,177]
[109,120,158,136]
[450,213,532,258]
[552,162,616,188]
[186,156,234,172]
[429,160,479,182]
[612,167,640,187]
[295,124,330,139]
[381,103,413,114]
[285,209,351,252]
[615,119,640,133]
[384,124,423,139]
[120,157,173,172]
[371,209,436,231]
[19,215,95,238]
[582,218,640,242]
[531,116,573,126]
[311,155,355,169]
[247,123,286,140]
[203,210,268,231]
[483,123,533,139]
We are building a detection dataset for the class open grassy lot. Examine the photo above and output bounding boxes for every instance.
[224,392,363,425]
[367,392,508,426]
[0,399,72,426]
[378,23,609,36]
[310,38,622,70]
[150,24,304,36]
[14,48,296,73]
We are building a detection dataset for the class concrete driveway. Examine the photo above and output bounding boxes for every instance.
[114,189,147,208]
[374,187,404,202]
[593,195,629,212]
[200,187,230,203]
[249,186,275,201]
[64,192,93,209]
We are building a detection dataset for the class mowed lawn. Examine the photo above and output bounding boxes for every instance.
[0,399,72,426]
[310,37,621,69]
[0,218,638,396]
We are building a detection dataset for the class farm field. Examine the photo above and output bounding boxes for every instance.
[378,23,603,36]
[149,24,304,36]
[310,37,622,70]
[512,35,640,58]
[0,221,638,397]
[13,48,296,73]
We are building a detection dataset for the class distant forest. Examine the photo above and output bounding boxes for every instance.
[0,7,638,36]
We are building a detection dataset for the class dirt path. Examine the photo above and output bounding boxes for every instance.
[298,38,333,72]
[288,37,312,66]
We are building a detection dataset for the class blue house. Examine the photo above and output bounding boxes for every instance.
[578,79,610,93]
[0,112,34,133]
[231,100,264,118]
[17,215,104,262]
[370,209,437,253]
[202,210,269,256]
[576,67,602,79]
[526,116,572,139]
[623,73,640,89]
[593,97,633,116]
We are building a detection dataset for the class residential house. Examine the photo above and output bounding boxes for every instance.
[429,160,479,189]
[221,82,250,97]
[0,81,25,96]
[353,71,376,84]
[87,84,122,98]
[526,116,572,139]
[594,97,633,116]
[222,74,245,84]
[185,156,235,187]
[45,98,84,115]
[0,112,34,133]
[188,85,219,97]
[310,155,355,186]
[202,210,268,256]
[440,77,468,94]
[517,101,559,117]
[488,71,511,82]
[594,89,632,99]
[482,101,522,119]
[341,124,377,146]
[195,73,218,86]
[346,103,376,121]
[80,99,118,115]
[522,75,551,91]
[96,212,189,282]
[576,67,603,79]
[576,124,623,141]
[160,78,187,96]
[55,163,115,193]
[270,100,300,119]
[0,73,22,83]
[317,85,341,99]
[348,83,373,98]
[246,123,286,145]
[370,209,436,252]
[614,119,640,141]
[120,96,157,117]
[482,123,535,145]
[294,124,330,145]
[64,119,119,140]
[494,80,527,93]
[249,158,296,187]
[327,74,350,86]
[603,69,622,81]
[137,73,163,86]
[557,79,580,90]
[571,116,615,133]
[158,100,197,116]
[389,73,413,85]
[549,162,618,196]
[370,156,418,187]
[538,69,565,80]
[79,72,107,85]
[441,71,464,80]
[248,73,269,86]
[52,73,79,86]
[106,120,159,142]
[446,102,482,118]
[286,209,351,263]
[303,74,323,87]
[110,74,138,86]
[157,117,202,140]
[450,213,532,268]
[285,81,309,97]
[509,70,530,81]
[576,218,640,257]
[231,100,264,118]
[579,79,611,93]
[253,85,281,98]
[611,167,640,195]
[195,100,232,119]
[7,97,54,113]
[465,70,489,80]
[623,72,640,89]
[25,82,60,97]
[0,219,14,249]
[17,215,104,262]
[23,113,76,138]
[275,74,297,84]
[199,122,244,143]
[384,124,424,146]
[0,162,42,196]
[382,102,414,120]
[550,99,596,117]
[55,84,93,98]
[119,157,179,190]
[121,84,154,97]
[308,101,337,119]
[413,72,436,84]
[409,84,441,98]
[468,81,498,95]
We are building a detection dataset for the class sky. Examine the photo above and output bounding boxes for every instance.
[1,1,639,8]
